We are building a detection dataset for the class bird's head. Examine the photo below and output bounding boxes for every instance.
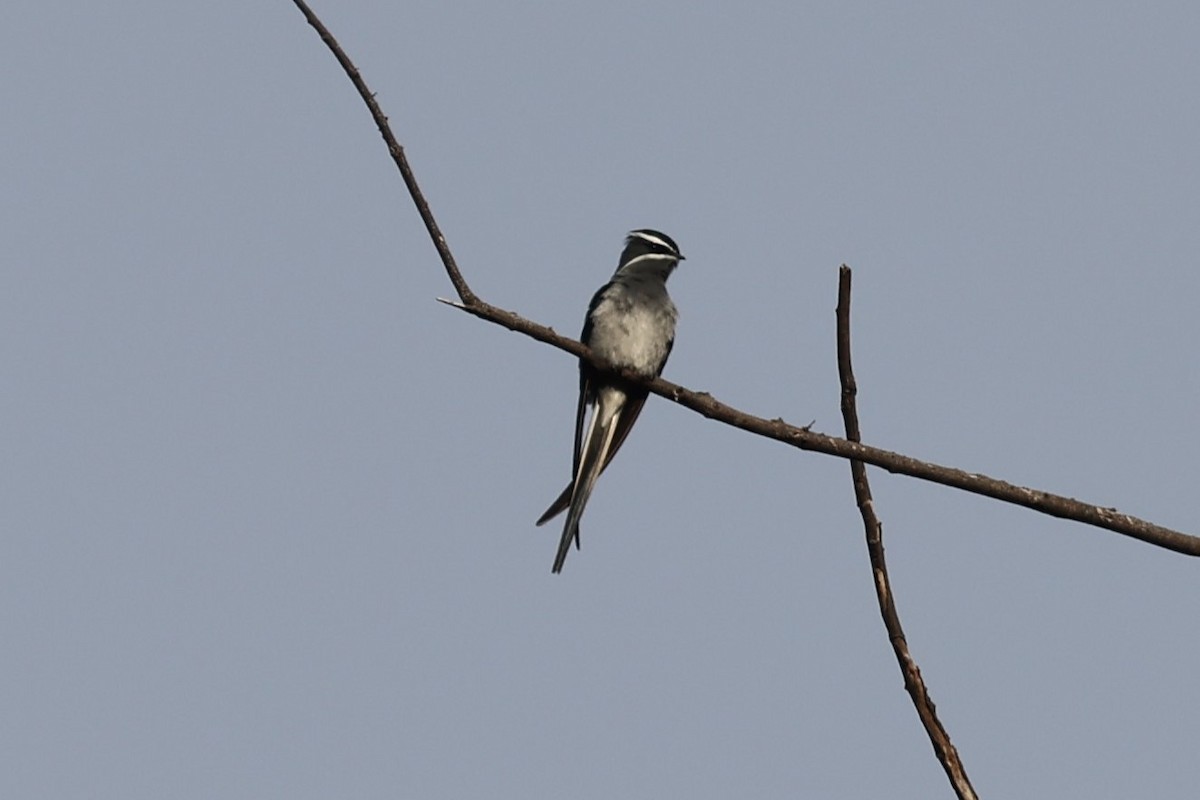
[616,229,685,280]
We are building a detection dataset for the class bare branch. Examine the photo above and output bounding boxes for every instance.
[291,0,475,305]
[292,0,1200,560]
[438,292,1200,556]
[837,267,978,800]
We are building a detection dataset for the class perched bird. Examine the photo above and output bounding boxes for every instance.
[537,229,685,573]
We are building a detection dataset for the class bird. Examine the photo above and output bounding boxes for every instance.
[536,228,685,573]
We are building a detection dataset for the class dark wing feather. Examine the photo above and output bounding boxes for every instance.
[572,370,591,480]
[536,371,591,526]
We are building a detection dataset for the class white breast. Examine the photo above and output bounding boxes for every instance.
[588,284,677,376]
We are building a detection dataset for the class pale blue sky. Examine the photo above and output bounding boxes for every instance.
[3,2,1198,797]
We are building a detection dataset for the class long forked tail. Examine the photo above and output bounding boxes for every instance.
[536,484,572,527]
[537,391,648,528]
[552,394,622,573]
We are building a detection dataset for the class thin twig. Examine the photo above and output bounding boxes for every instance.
[837,266,978,800]
[291,0,475,305]
[291,0,1200,559]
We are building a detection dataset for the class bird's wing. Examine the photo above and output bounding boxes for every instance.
[571,369,590,481]
[535,372,590,526]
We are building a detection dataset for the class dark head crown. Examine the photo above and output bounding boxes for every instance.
[625,229,684,261]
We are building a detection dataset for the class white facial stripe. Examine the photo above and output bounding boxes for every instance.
[629,231,676,253]
[622,252,677,270]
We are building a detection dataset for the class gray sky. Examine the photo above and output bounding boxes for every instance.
[3,2,1198,797]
